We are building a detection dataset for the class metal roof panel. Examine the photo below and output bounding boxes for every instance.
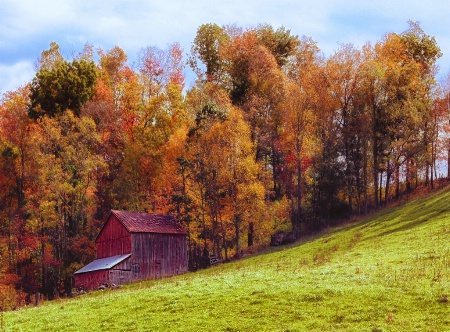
[74,254,131,274]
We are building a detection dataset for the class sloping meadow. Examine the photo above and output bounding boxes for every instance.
[5,187,450,331]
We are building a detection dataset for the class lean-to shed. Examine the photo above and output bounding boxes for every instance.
[74,210,188,290]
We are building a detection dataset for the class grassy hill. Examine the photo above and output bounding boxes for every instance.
[4,187,450,331]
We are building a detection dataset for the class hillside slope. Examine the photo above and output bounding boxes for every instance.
[5,187,450,331]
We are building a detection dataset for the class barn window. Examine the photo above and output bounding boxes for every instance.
[132,263,140,278]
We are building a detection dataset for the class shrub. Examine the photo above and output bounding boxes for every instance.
[0,285,26,311]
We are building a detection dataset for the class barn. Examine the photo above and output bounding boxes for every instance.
[74,210,188,290]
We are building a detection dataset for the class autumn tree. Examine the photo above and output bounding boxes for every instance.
[189,23,230,82]
[107,43,187,212]
[203,107,265,258]
[183,82,266,260]
[28,111,104,297]
[222,29,287,198]
[35,41,64,71]
[0,86,34,304]
[280,37,321,234]
[81,74,124,220]
[400,21,442,189]
[326,44,365,213]
[97,46,128,111]
[0,22,447,302]
[359,36,409,206]
[355,23,441,207]
[0,86,33,210]
[439,72,450,177]
[185,88,228,258]
[138,43,185,99]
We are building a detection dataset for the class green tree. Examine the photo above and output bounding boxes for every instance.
[256,24,300,68]
[28,59,97,119]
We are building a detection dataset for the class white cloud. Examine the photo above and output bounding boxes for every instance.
[0,0,449,92]
[0,61,35,95]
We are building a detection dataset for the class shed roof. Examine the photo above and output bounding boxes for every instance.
[111,210,187,235]
[74,254,131,274]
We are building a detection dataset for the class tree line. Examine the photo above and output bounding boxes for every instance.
[0,21,448,305]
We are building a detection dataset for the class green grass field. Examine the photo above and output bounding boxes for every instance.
[4,187,450,331]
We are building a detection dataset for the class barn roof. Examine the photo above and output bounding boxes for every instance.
[74,254,131,274]
[110,210,187,235]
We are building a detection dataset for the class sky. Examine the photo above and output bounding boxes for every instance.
[1,0,450,95]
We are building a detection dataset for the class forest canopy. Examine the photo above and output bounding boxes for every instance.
[0,21,448,305]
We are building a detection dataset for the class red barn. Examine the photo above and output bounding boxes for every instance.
[74,210,188,290]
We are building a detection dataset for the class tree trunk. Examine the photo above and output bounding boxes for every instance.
[247,222,254,247]
[395,160,400,199]
[385,160,391,205]
[363,137,368,214]
[431,140,435,189]
[234,216,240,258]
[373,154,379,208]
[344,138,353,215]
[447,145,450,179]
[379,171,383,206]
[372,118,379,208]
[295,156,302,237]
[406,159,411,193]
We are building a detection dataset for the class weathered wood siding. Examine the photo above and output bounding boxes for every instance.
[131,233,187,280]
[109,258,132,285]
[96,214,131,259]
[109,269,132,285]
[74,257,132,290]
[74,270,109,290]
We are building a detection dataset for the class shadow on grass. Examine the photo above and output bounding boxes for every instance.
[361,188,450,241]
[244,189,448,261]
[138,185,450,281]
[267,185,450,255]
